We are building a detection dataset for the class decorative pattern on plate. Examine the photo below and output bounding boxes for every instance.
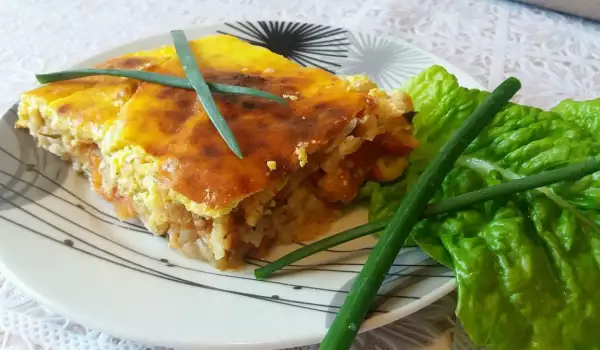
[339,33,433,90]
[218,21,349,73]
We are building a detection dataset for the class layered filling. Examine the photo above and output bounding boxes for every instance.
[17,76,416,269]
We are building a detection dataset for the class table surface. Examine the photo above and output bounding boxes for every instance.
[1,0,599,349]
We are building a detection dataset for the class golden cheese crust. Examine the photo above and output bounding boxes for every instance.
[21,34,367,211]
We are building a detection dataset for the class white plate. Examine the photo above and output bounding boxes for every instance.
[0,22,484,349]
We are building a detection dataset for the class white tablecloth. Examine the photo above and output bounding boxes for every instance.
[1,0,599,349]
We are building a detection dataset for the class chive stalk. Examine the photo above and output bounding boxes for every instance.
[255,220,388,279]
[319,77,521,350]
[254,156,600,279]
[36,69,287,104]
[171,30,243,158]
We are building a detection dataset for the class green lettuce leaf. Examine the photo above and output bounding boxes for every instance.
[552,97,600,137]
[366,65,600,349]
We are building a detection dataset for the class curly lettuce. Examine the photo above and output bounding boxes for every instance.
[365,65,600,349]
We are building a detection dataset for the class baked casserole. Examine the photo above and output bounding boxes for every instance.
[16,34,416,269]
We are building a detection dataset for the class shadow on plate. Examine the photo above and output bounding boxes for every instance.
[0,103,68,212]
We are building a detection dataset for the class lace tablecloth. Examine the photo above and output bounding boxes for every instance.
[1,0,599,349]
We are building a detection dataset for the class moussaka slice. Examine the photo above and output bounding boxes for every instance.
[16,34,417,269]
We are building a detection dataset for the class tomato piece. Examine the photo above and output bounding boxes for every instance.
[375,133,418,156]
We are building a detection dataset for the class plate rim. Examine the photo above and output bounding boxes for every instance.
[0,20,485,349]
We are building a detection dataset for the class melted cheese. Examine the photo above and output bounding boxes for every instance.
[18,34,368,218]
